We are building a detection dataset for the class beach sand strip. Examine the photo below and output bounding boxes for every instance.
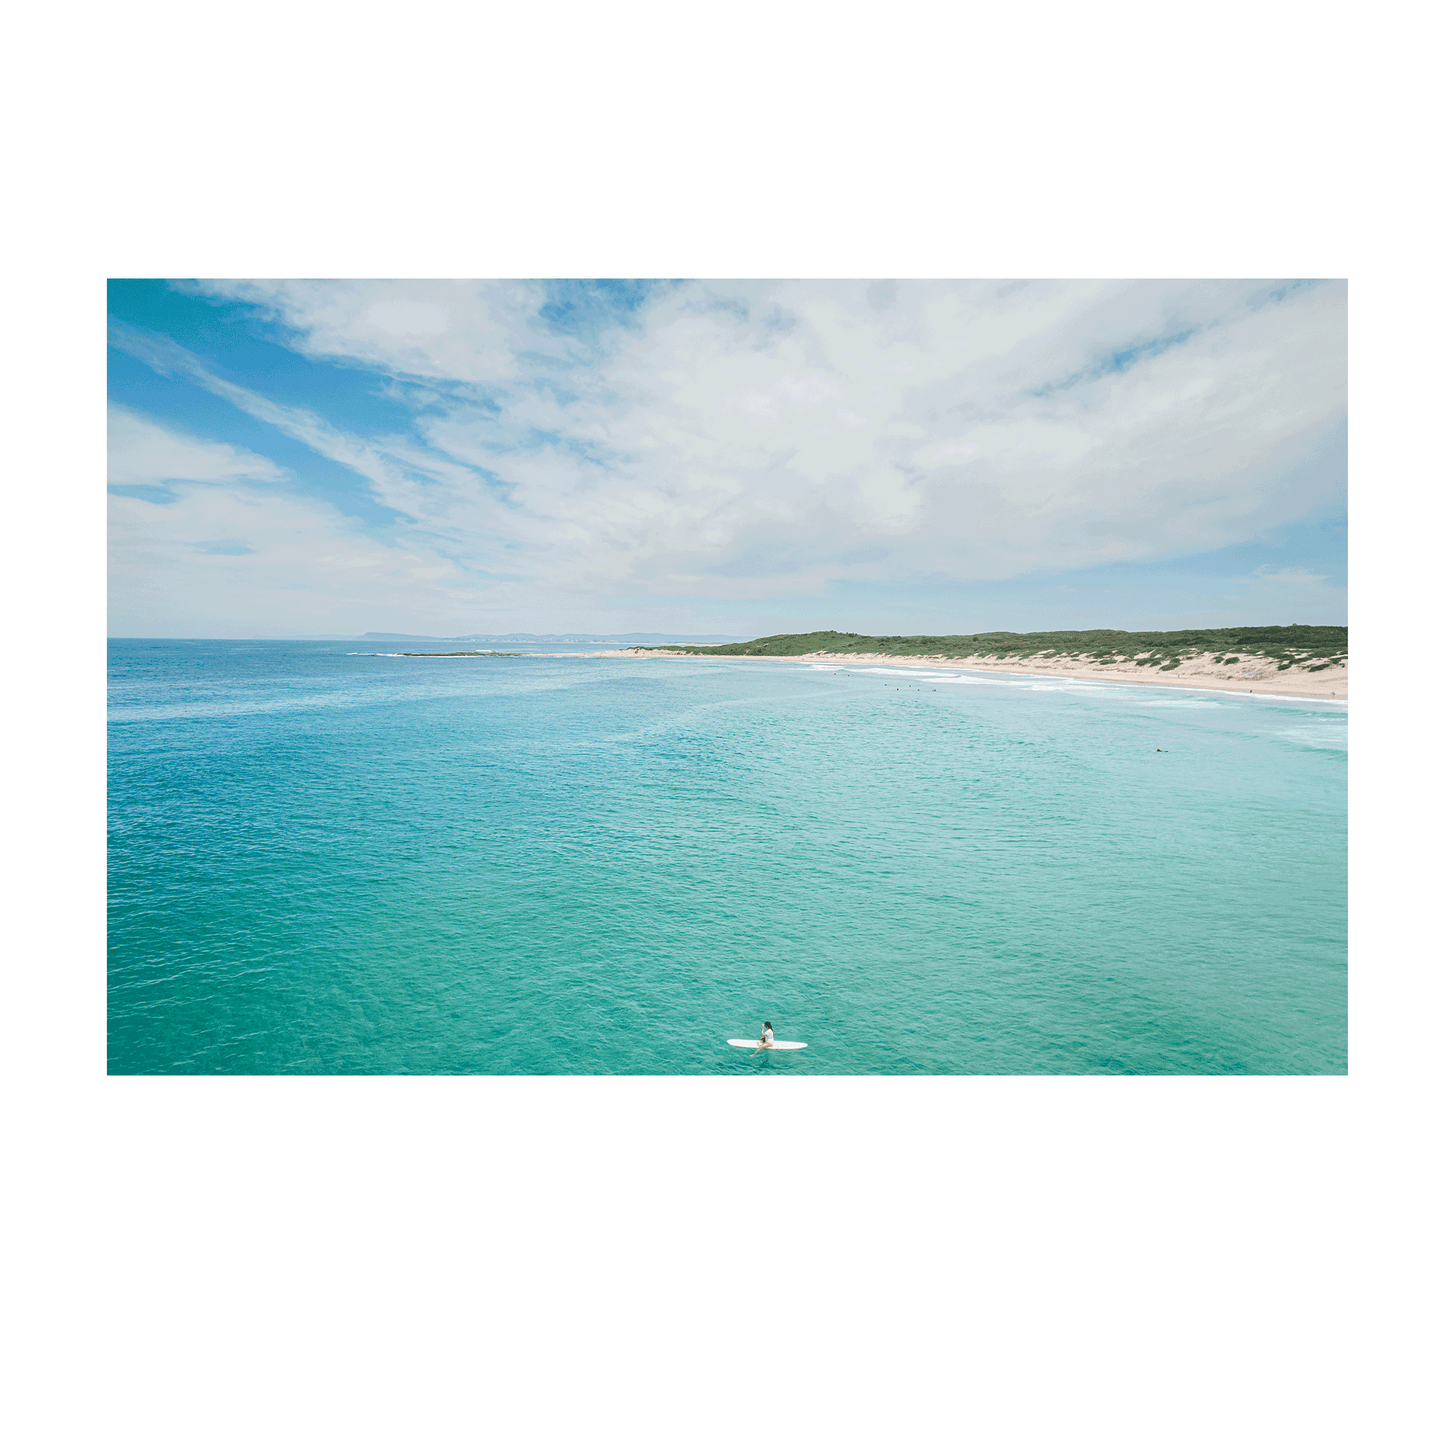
[548,648,1348,699]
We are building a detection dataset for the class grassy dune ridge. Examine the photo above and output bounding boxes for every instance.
[641,625,1348,672]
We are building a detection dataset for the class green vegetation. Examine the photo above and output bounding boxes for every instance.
[640,625,1347,667]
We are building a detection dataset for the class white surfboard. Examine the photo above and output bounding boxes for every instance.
[728,1039,807,1050]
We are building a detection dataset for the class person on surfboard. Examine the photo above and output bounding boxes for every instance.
[753,1021,775,1055]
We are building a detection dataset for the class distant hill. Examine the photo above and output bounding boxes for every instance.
[449,633,748,644]
[246,630,753,643]
[641,626,1348,670]
[361,630,745,641]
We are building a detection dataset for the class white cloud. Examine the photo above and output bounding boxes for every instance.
[117,280,1346,624]
[108,405,284,486]
[183,279,547,384]
[1240,565,1344,607]
[109,479,488,636]
[106,410,486,636]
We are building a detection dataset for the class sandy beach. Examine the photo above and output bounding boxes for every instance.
[558,647,1348,699]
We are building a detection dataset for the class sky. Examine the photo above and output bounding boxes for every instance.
[107,279,1346,638]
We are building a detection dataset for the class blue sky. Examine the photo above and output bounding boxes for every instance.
[108,279,1346,637]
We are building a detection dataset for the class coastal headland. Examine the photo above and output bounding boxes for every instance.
[568,626,1347,699]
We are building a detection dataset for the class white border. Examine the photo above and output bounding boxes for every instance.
[50,231,1392,1127]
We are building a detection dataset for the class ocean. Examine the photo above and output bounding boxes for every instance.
[107,640,1348,1074]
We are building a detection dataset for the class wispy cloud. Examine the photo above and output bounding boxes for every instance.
[107,408,487,635]
[109,279,1347,633]
[108,404,285,489]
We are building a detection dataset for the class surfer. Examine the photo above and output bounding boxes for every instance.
[752,1021,775,1055]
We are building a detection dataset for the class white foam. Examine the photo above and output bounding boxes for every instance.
[820,662,1346,707]
[1133,698,1226,708]
[937,673,1099,693]
[1275,725,1348,751]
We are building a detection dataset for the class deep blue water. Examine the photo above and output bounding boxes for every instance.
[107,641,1347,1073]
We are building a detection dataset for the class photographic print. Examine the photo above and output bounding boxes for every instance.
[107,279,1347,1074]
[50,228,1392,1127]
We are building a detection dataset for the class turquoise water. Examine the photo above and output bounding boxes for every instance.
[108,641,1347,1074]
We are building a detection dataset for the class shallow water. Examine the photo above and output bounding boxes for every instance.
[108,641,1347,1073]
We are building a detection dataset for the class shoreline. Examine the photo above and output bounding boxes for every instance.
[549,648,1347,700]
